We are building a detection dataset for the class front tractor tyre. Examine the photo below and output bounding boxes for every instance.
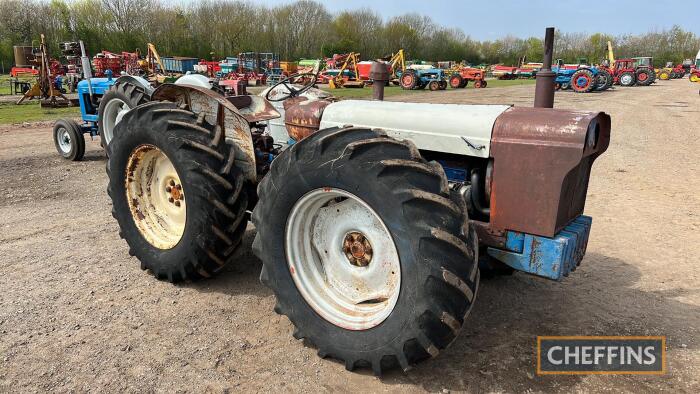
[252,127,480,375]
[107,102,248,282]
[53,118,85,161]
[98,80,150,155]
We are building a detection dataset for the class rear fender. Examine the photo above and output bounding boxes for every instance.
[152,84,257,182]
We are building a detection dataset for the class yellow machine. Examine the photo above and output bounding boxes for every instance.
[329,52,364,89]
[606,41,615,65]
[387,49,406,84]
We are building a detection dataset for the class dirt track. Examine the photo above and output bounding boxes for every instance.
[1,80,699,392]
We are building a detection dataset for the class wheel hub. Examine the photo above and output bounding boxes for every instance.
[285,188,401,330]
[126,144,186,249]
[343,231,373,266]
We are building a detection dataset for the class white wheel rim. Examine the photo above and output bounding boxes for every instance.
[126,145,186,249]
[285,188,401,330]
[102,98,129,146]
[56,128,71,154]
[621,75,632,85]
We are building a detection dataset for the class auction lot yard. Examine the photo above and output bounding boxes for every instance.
[1,80,699,392]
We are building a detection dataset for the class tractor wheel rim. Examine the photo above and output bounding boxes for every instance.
[102,98,129,146]
[126,144,186,250]
[285,188,401,331]
[621,75,632,84]
[56,127,71,154]
[576,75,590,88]
[639,73,647,81]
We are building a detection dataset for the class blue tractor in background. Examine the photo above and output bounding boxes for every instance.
[53,42,152,161]
[552,59,612,93]
[398,67,448,91]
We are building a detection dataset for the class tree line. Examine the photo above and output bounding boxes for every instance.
[1,0,698,72]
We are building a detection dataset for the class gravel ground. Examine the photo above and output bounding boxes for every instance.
[1,80,699,392]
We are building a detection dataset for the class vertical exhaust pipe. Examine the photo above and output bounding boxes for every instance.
[534,27,555,108]
[369,61,390,101]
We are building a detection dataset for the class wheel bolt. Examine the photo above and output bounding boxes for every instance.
[174,201,181,207]
[169,179,175,187]
[175,184,182,190]
[166,186,172,192]
[169,197,174,203]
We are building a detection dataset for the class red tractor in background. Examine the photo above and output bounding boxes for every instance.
[448,67,487,88]
[599,58,655,87]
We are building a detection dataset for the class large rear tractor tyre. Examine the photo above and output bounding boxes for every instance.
[635,69,653,86]
[594,69,613,91]
[619,72,636,87]
[107,102,248,282]
[449,74,463,89]
[571,69,595,93]
[53,118,85,161]
[99,81,150,155]
[252,127,479,375]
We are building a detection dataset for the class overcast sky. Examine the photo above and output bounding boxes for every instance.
[213,0,698,40]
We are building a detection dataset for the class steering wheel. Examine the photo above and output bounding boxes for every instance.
[265,72,318,102]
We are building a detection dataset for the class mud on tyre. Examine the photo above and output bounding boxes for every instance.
[107,101,248,282]
[252,126,479,375]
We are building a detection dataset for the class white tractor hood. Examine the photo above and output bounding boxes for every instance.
[319,100,511,158]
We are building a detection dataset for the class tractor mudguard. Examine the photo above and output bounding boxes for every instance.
[152,84,278,182]
[115,75,154,96]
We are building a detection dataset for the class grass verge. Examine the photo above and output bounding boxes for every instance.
[0,101,80,125]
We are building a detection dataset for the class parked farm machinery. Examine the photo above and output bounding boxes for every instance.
[657,62,687,80]
[552,60,610,93]
[448,66,487,88]
[48,27,612,376]
[327,52,365,88]
[51,41,152,160]
[601,41,655,87]
[15,34,72,107]
[399,67,447,90]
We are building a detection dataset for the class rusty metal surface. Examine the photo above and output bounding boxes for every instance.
[152,84,258,181]
[489,107,610,237]
[284,98,331,141]
[470,220,506,249]
[226,95,280,123]
[369,62,390,101]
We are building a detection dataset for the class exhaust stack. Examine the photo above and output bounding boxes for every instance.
[534,27,556,108]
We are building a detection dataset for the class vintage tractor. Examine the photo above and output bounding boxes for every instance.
[448,67,487,88]
[52,41,152,161]
[102,27,610,375]
[399,67,447,90]
[552,60,608,93]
